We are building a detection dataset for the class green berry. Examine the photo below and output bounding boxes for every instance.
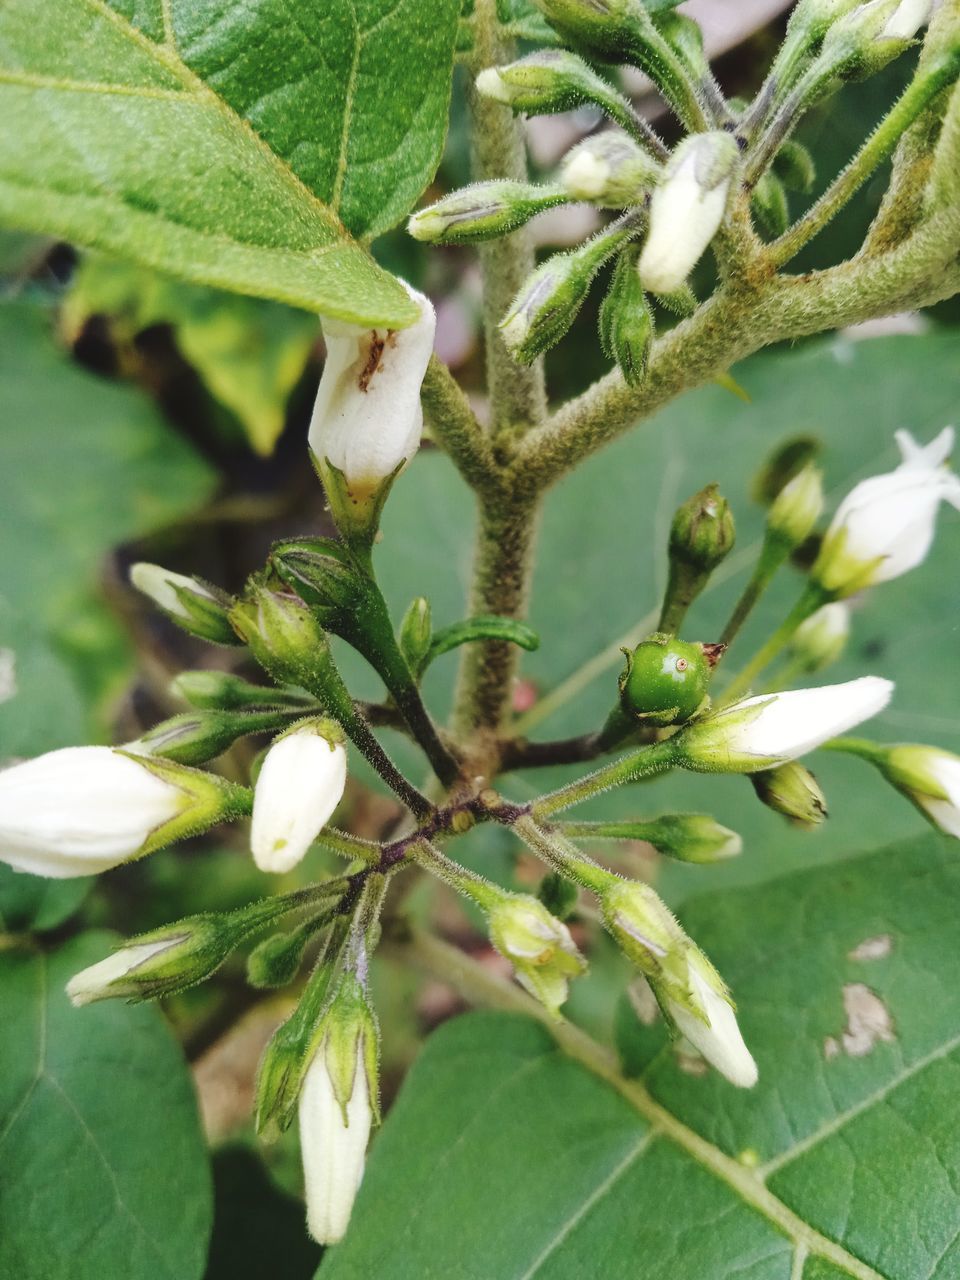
[619,635,713,725]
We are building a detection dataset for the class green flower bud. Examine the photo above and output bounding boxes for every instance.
[791,601,850,671]
[229,583,335,699]
[561,132,661,206]
[475,48,624,116]
[129,707,293,766]
[655,12,708,79]
[854,742,960,838]
[171,669,312,711]
[66,897,283,1005]
[537,871,580,921]
[817,0,929,82]
[562,813,741,862]
[408,180,567,245]
[488,893,586,1016]
[130,562,241,646]
[773,140,816,193]
[751,435,822,506]
[247,912,334,989]
[751,170,789,239]
[598,246,653,388]
[398,596,433,677]
[670,483,736,574]
[750,761,828,828]
[618,634,718,726]
[529,0,644,61]
[767,464,824,549]
[500,219,636,363]
[270,538,370,629]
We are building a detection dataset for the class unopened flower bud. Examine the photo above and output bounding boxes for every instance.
[670,483,735,573]
[251,721,347,874]
[656,12,709,79]
[660,949,758,1088]
[130,563,239,646]
[538,871,580,921]
[271,537,366,623]
[398,596,433,676]
[476,48,625,116]
[0,746,247,878]
[129,706,291,766]
[500,221,635,363]
[751,436,821,507]
[812,428,960,597]
[309,281,434,542]
[409,181,566,245]
[852,742,960,838]
[172,669,310,711]
[879,0,932,41]
[487,893,586,1016]
[561,132,660,206]
[632,814,742,863]
[773,140,816,193]
[247,922,316,989]
[66,903,274,1005]
[751,170,789,239]
[617,635,716,727]
[230,584,334,696]
[767,464,824,548]
[598,245,653,388]
[530,0,644,60]
[820,0,930,79]
[675,676,893,774]
[638,132,739,294]
[750,761,828,828]
[791,602,850,671]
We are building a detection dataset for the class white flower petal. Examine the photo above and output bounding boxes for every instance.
[0,747,184,877]
[729,677,894,763]
[667,965,758,1089]
[299,1044,371,1245]
[308,283,435,497]
[66,939,174,1006]
[251,729,347,873]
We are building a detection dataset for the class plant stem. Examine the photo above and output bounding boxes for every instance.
[420,355,500,496]
[721,583,826,702]
[468,0,546,438]
[513,815,613,893]
[531,737,678,819]
[314,827,382,865]
[771,51,960,267]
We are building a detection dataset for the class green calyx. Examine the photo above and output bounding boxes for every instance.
[618,635,719,727]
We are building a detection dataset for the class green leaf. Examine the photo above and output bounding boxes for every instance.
[0,299,215,757]
[0,0,460,324]
[0,931,212,1279]
[322,834,960,1279]
[0,866,91,934]
[426,614,541,669]
[63,255,319,455]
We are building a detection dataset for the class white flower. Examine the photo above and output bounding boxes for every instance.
[251,725,347,873]
[814,427,960,595]
[679,676,894,772]
[66,938,176,1006]
[299,1042,372,1245]
[665,957,758,1089]
[0,747,188,878]
[880,0,931,40]
[882,745,960,838]
[475,66,511,103]
[308,282,435,501]
[638,132,739,295]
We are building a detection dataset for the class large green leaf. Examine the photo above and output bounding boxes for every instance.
[0,0,462,324]
[322,834,960,1279]
[0,932,212,1279]
[366,330,960,902]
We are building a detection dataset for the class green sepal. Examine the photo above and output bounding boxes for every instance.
[113,752,252,857]
[172,670,315,712]
[398,597,433,677]
[751,170,790,239]
[169,578,243,646]
[132,707,298,766]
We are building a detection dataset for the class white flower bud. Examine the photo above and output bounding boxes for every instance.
[0,746,190,877]
[560,133,659,206]
[813,428,960,596]
[67,939,175,1006]
[475,66,512,103]
[638,132,739,295]
[875,744,960,838]
[299,1041,372,1245]
[308,282,435,503]
[677,676,894,773]
[251,723,347,873]
[130,563,212,619]
[791,601,850,671]
[664,954,758,1089]
[130,563,238,644]
[879,0,931,40]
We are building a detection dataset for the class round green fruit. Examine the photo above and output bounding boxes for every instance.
[619,636,713,724]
